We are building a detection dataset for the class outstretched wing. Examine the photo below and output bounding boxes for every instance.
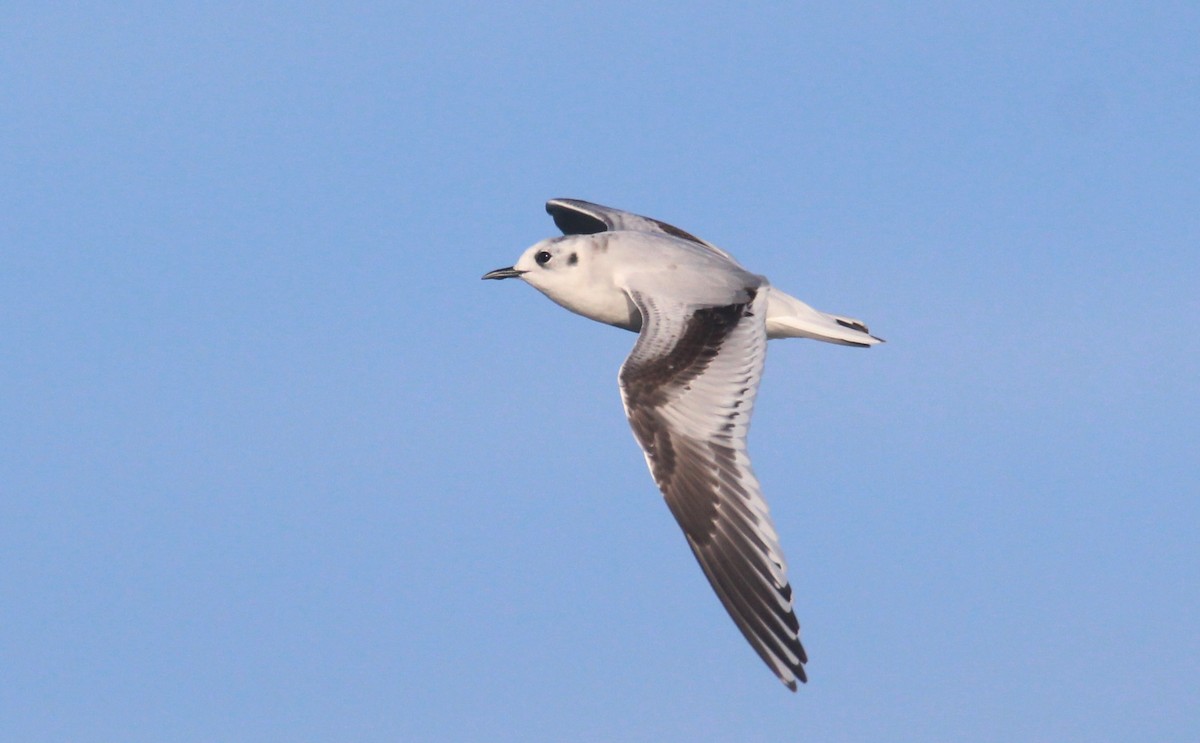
[618,284,807,689]
[546,198,737,262]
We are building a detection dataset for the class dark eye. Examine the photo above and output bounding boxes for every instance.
[535,250,552,266]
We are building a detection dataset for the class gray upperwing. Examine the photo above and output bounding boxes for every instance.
[546,198,737,262]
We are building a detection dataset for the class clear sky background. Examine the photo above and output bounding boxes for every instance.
[2,3,1197,741]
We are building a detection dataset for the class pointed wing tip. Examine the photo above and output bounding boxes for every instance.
[782,663,807,691]
[545,198,608,236]
[778,669,805,692]
[545,197,595,214]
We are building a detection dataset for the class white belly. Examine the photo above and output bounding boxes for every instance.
[547,283,641,331]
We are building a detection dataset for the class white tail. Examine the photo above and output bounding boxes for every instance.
[765,287,883,347]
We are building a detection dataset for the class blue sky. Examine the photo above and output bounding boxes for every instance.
[2,3,1197,741]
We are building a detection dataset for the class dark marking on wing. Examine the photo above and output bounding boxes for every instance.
[622,294,753,410]
[619,289,809,688]
[621,294,755,543]
[547,202,607,236]
[547,198,713,249]
[649,217,708,247]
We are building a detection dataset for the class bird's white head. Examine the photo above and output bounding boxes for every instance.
[482,235,639,330]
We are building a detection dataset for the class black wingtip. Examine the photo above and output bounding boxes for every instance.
[546,198,608,236]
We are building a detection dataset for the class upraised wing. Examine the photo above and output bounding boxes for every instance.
[546,198,737,262]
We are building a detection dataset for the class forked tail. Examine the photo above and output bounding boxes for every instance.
[764,288,884,347]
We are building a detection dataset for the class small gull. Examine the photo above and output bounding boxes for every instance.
[483,198,882,690]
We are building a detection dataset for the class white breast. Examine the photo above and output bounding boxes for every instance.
[539,274,641,331]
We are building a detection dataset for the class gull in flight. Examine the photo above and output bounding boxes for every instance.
[483,198,882,690]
